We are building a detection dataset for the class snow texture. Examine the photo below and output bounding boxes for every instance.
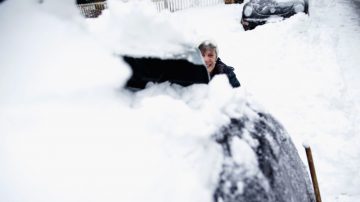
[0,0,360,201]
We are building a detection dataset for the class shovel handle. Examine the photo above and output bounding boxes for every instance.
[305,146,322,202]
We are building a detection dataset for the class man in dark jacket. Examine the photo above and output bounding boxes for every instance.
[198,41,241,88]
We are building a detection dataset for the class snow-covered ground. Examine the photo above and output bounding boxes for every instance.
[0,0,359,201]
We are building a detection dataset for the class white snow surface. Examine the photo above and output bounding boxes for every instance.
[0,0,360,201]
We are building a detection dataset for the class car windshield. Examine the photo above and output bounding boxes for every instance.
[273,0,299,5]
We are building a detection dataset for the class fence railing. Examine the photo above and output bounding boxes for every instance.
[77,0,225,18]
[77,2,108,18]
[153,0,224,12]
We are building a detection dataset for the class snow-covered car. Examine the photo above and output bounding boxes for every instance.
[241,0,309,30]
[121,43,314,200]
[212,109,315,202]
[121,49,316,202]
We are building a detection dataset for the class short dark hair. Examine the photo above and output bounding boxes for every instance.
[198,40,218,58]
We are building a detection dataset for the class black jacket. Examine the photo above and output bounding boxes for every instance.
[210,58,241,88]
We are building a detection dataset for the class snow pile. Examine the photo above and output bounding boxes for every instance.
[0,0,129,106]
[0,1,252,202]
[86,0,198,58]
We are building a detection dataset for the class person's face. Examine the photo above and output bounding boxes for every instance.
[201,48,217,73]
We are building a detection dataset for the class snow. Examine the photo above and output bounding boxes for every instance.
[0,0,359,201]
[302,140,310,149]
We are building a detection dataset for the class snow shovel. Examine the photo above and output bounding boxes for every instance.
[122,52,210,89]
